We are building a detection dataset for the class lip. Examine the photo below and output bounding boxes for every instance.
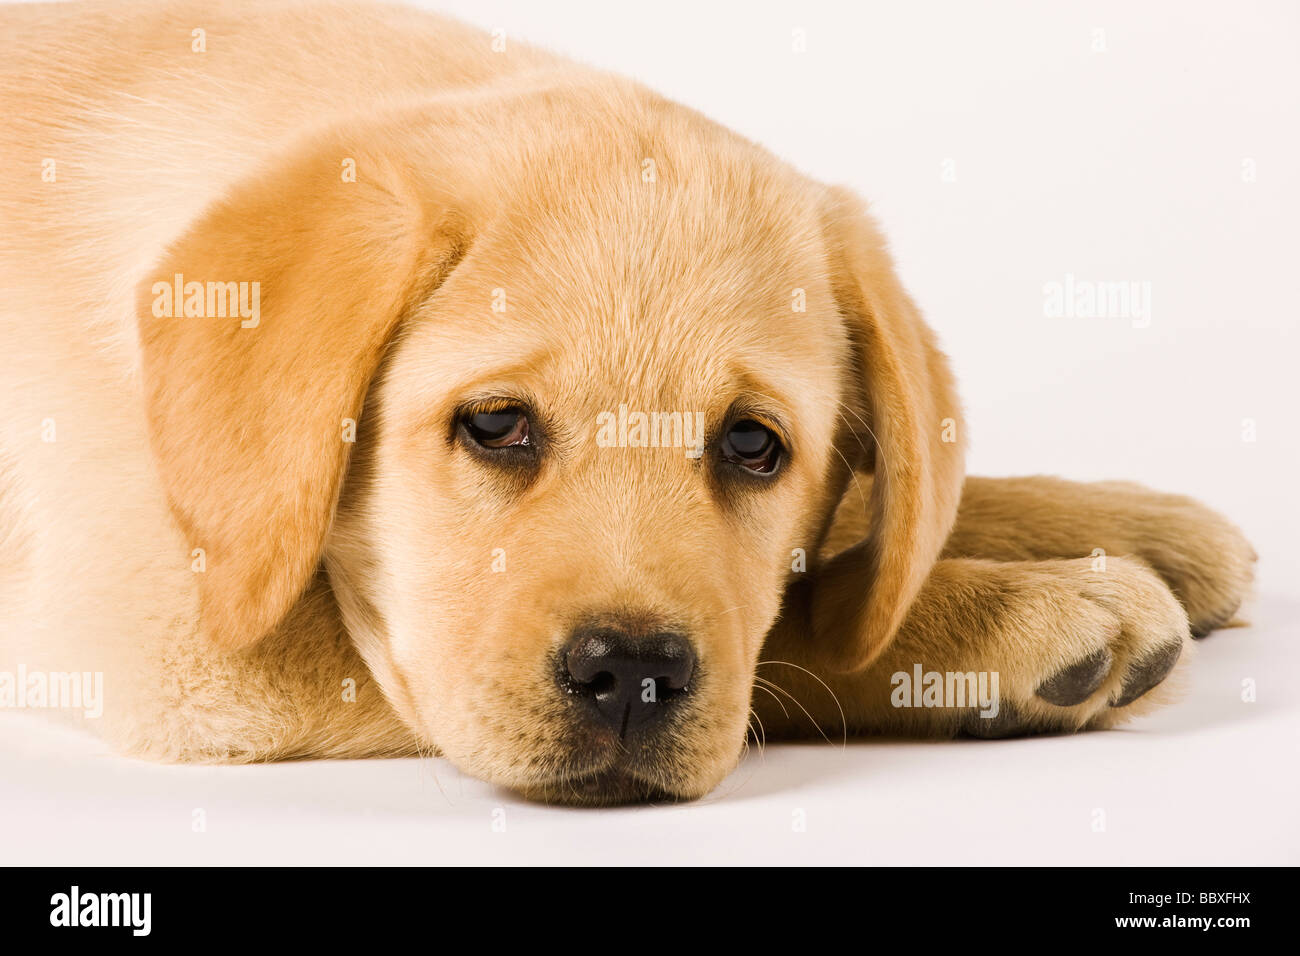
[516,764,684,806]
[505,690,707,805]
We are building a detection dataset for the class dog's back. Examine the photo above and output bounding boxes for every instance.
[0,0,558,344]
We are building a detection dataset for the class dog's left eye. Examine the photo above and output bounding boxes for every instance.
[462,408,530,448]
[720,420,781,474]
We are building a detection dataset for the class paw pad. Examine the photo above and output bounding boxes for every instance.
[1109,640,1183,707]
[1035,648,1112,706]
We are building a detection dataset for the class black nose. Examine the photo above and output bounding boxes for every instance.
[561,627,696,738]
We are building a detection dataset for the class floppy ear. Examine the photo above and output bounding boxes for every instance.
[811,186,966,672]
[137,128,470,649]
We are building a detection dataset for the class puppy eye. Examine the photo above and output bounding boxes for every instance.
[462,408,530,449]
[719,419,781,475]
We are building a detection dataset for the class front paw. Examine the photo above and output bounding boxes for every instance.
[959,556,1192,737]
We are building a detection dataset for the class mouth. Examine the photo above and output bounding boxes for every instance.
[508,735,703,805]
[470,656,732,806]
[516,766,687,806]
[497,664,710,805]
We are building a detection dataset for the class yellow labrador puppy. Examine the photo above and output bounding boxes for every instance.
[0,0,1255,804]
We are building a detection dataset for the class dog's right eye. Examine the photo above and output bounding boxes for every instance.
[719,419,782,475]
[462,408,530,449]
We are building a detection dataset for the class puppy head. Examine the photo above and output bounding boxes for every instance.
[137,88,963,803]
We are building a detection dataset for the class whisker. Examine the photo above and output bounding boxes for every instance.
[756,674,841,747]
[756,659,849,748]
[751,677,790,720]
[748,707,767,756]
[414,738,452,804]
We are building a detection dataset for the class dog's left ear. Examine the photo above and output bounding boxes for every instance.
[136,126,471,650]
[811,186,966,672]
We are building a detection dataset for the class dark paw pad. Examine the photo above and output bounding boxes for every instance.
[1035,648,1113,706]
[960,701,1023,739]
[1110,640,1183,707]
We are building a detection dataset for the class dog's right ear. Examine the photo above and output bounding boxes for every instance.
[136,125,472,650]
[809,186,966,673]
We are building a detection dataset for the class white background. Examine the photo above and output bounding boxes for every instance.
[1,0,1297,864]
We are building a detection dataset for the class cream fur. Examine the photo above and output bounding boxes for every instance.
[0,0,1255,804]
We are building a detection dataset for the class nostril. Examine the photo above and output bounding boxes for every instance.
[583,670,617,698]
[560,626,697,735]
[650,634,696,692]
[564,633,619,689]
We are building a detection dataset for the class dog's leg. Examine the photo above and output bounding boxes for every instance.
[941,476,1256,637]
[757,555,1193,738]
[753,476,1255,739]
[107,579,422,764]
